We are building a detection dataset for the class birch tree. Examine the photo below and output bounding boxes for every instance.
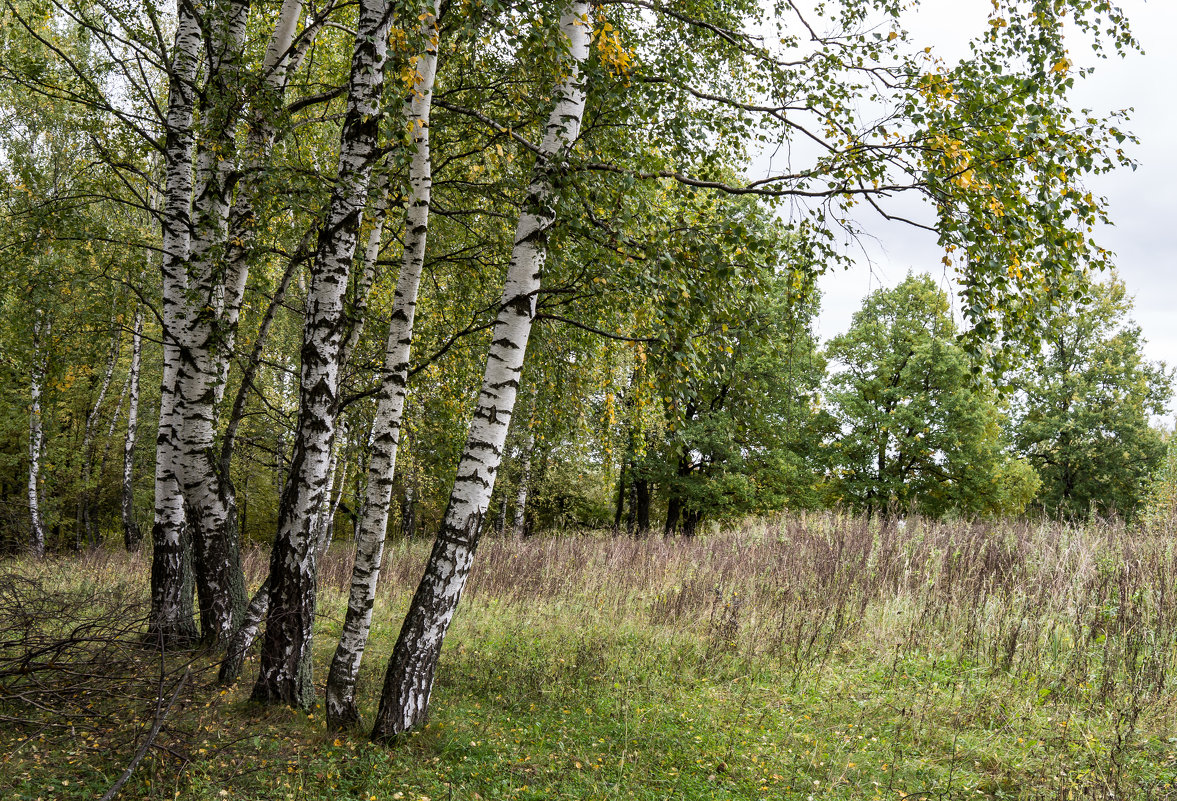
[148,0,202,645]
[122,304,144,550]
[251,0,396,708]
[151,0,311,645]
[76,316,119,548]
[28,310,49,558]
[325,0,441,729]
[371,0,592,740]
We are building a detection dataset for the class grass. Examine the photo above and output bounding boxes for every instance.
[3,513,1177,799]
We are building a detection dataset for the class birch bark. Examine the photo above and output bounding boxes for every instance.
[123,306,144,550]
[160,0,306,645]
[28,312,49,558]
[326,2,440,729]
[513,433,533,536]
[371,2,591,740]
[149,0,202,645]
[252,0,395,708]
[170,0,255,644]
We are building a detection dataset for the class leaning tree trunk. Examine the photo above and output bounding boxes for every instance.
[251,0,395,708]
[148,0,202,646]
[218,577,270,684]
[325,4,440,729]
[312,422,347,556]
[371,2,591,741]
[28,312,49,558]
[123,305,144,550]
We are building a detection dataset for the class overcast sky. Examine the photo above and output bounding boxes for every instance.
[782,0,1175,408]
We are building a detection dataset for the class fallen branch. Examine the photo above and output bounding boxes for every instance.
[98,665,191,801]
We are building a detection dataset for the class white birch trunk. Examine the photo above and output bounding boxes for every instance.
[28,313,49,558]
[149,0,202,645]
[218,577,270,684]
[211,0,304,665]
[123,306,144,550]
[100,371,131,462]
[168,0,304,645]
[319,442,349,557]
[371,3,591,740]
[514,433,533,536]
[252,0,395,708]
[312,422,344,554]
[326,3,440,728]
[170,0,254,645]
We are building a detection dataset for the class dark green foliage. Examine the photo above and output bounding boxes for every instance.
[625,210,833,533]
[1010,276,1174,521]
[825,274,1039,518]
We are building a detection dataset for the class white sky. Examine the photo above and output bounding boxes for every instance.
[792,0,1176,408]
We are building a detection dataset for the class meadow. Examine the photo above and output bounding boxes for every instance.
[2,514,1176,800]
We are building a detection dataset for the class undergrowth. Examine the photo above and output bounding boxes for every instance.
[2,513,1177,799]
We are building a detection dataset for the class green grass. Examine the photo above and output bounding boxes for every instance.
[3,514,1177,799]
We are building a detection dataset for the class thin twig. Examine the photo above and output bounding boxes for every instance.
[98,666,191,801]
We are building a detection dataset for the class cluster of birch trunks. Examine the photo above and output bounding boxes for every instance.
[107,0,595,740]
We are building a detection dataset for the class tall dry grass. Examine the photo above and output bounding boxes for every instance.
[14,512,1177,713]
[5,513,1176,799]
[319,513,1177,721]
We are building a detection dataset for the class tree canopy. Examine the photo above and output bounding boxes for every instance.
[1010,275,1174,521]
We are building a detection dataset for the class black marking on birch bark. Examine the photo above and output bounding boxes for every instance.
[371,0,589,740]
[255,0,393,708]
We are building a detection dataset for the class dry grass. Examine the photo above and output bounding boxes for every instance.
[3,513,1177,799]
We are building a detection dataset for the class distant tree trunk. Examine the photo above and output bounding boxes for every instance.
[631,476,651,535]
[123,306,144,550]
[513,433,533,536]
[664,493,681,536]
[663,452,691,536]
[77,317,120,549]
[326,6,439,729]
[494,489,508,535]
[371,3,591,741]
[97,371,131,483]
[252,0,395,708]
[28,312,49,558]
[613,461,627,533]
[400,483,418,538]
